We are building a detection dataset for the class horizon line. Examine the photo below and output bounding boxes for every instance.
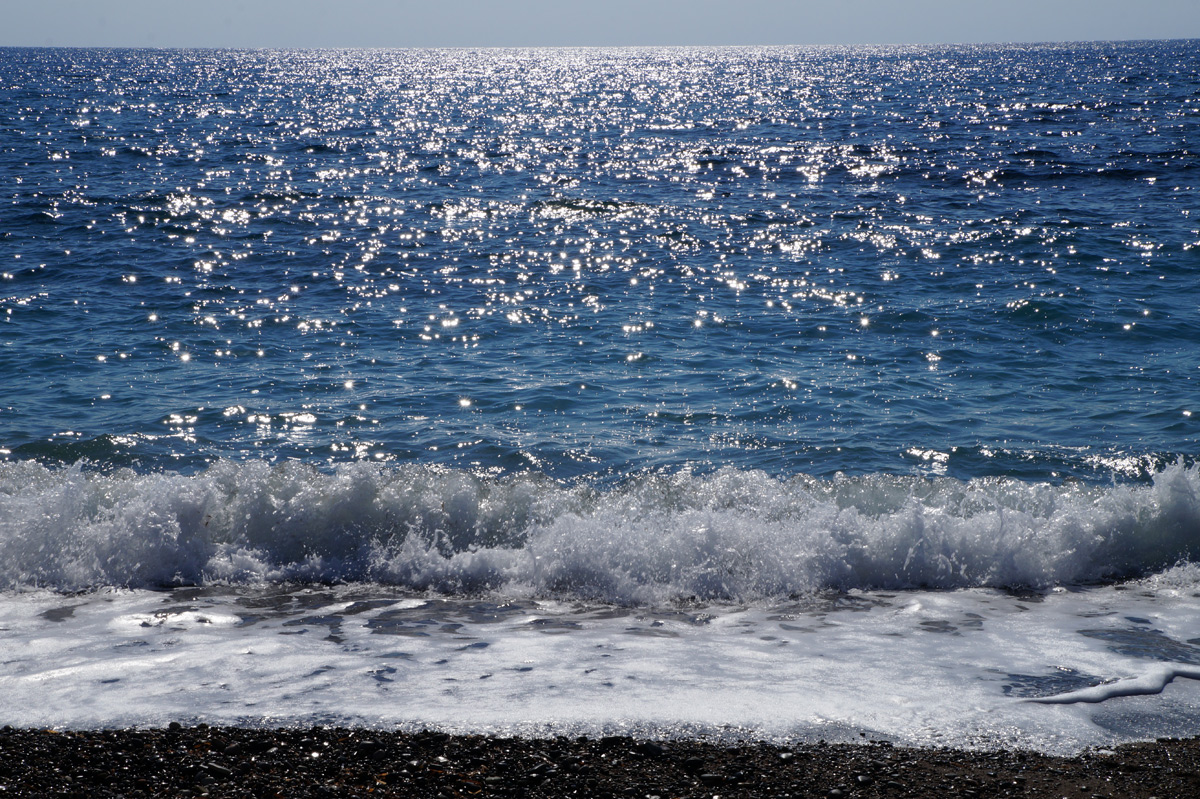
[2,36,1196,51]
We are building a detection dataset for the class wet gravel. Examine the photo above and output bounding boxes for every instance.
[0,725,1197,798]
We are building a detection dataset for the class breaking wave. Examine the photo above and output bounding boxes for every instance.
[1,459,1198,602]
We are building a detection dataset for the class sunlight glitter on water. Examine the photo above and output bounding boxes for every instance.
[3,44,1199,481]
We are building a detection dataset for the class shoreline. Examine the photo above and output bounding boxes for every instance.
[1,726,1197,798]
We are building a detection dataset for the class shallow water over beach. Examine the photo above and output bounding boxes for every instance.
[4,577,1200,753]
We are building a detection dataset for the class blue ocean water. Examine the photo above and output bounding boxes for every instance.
[1,41,1198,598]
[5,42,1200,751]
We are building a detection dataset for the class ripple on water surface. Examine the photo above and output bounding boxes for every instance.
[1,43,1198,481]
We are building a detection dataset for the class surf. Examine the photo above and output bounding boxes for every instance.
[2,458,1197,600]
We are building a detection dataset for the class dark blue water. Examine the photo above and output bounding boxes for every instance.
[1,42,1199,595]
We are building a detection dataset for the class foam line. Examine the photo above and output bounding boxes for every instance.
[1027,665,1200,704]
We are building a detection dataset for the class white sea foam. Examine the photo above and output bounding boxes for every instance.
[1027,665,1200,705]
[1,459,1197,601]
[2,581,1199,753]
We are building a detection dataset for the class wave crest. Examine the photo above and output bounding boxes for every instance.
[1,459,1197,601]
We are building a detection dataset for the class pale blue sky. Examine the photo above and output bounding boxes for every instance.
[4,0,1199,48]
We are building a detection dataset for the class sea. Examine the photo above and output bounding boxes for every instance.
[1,41,1199,754]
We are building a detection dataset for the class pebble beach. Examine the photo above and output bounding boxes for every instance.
[2,726,1198,798]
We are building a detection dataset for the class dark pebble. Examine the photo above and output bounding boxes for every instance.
[0,727,1195,798]
[204,762,234,779]
[635,741,666,757]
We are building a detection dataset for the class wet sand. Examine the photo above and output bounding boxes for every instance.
[1,726,1197,798]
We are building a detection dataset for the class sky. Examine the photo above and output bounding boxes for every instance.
[3,0,1199,48]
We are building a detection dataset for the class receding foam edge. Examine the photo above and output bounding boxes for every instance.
[1026,665,1200,704]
